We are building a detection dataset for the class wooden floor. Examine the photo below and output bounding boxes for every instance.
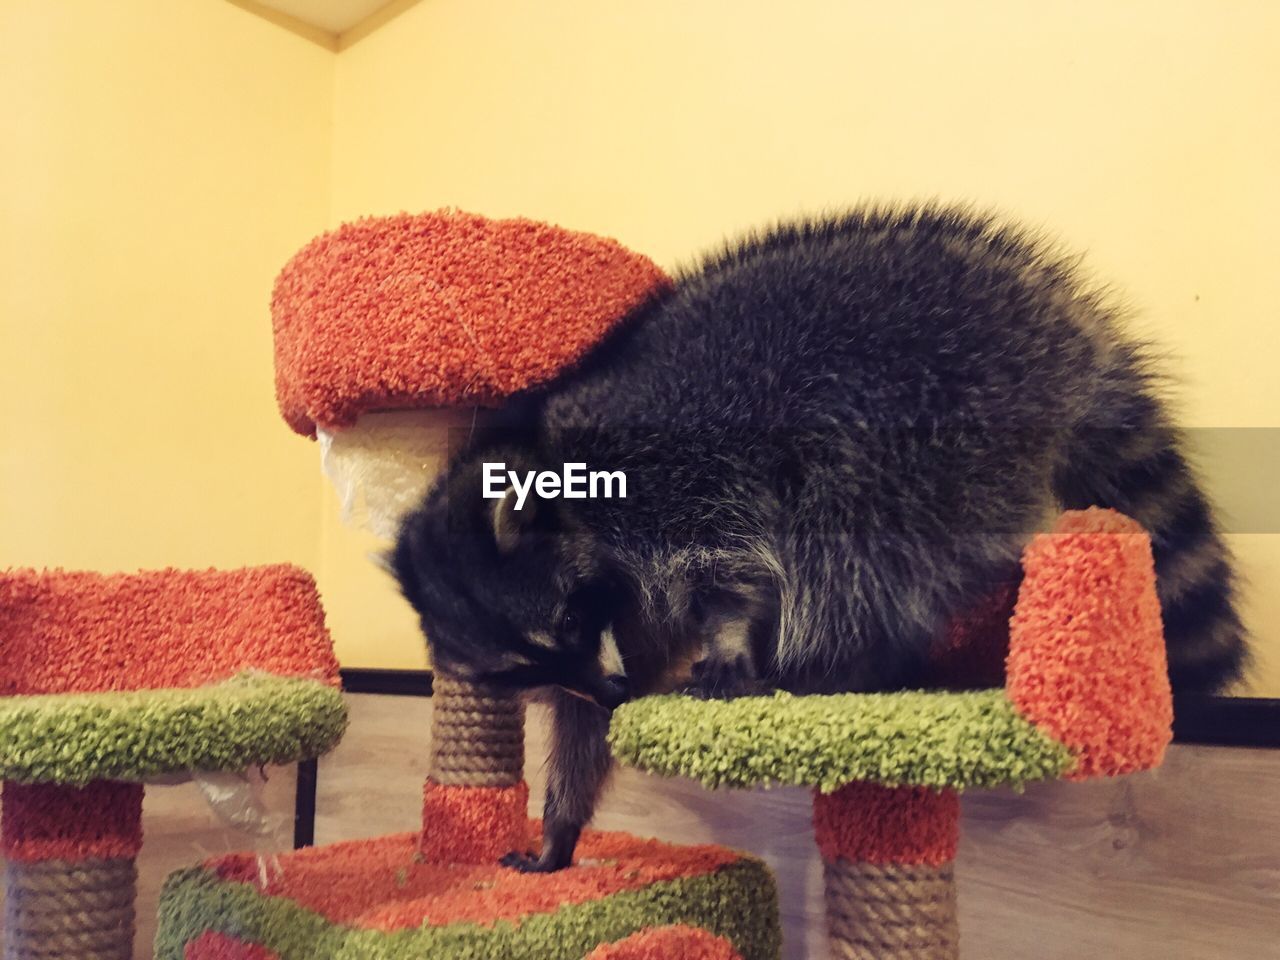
[3,693,1277,958]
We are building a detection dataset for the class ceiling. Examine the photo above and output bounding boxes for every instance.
[244,0,396,36]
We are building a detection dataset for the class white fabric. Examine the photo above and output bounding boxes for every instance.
[318,408,485,540]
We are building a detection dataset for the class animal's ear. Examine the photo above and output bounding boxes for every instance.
[492,485,536,553]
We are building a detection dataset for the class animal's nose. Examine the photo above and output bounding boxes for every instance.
[599,674,630,710]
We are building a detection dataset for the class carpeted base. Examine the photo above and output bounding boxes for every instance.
[156,825,781,960]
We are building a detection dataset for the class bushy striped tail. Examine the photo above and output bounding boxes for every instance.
[1054,409,1248,693]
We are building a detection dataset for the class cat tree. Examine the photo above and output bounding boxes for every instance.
[0,565,346,960]
[154,209,1172,959]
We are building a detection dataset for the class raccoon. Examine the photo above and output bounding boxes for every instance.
[392,204,1247,873]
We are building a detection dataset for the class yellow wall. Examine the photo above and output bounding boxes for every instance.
[327,0,1279,691]
[0,1,332,575]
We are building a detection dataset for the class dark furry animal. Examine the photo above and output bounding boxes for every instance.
[392,204,1247,873]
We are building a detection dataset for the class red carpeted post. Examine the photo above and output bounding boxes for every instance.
[812,782,961,960]
[2,780,144,960]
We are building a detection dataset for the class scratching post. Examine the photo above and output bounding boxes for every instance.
[1,781,144,960]
[813,784,960,960]
[822,860,957,960]
[428,674,524,786]
[4,859,138,960]
[420,673,529,864]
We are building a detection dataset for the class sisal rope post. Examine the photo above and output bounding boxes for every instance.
[813,782,961,960]
[420,673,529,863]
[4,857,138,960]
[428,674,525,787]
[823,860,958,959]
[1,780,143,960]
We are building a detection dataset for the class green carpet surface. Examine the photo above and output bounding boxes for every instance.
[608,689,1074,792]
[0,672,348,784]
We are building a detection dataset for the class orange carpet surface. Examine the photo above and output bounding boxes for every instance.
[586,925,745,960]
[272,210,671,436]
[0,565,339,695]
[207,824,740,933]
[185,932,279,960]
[1007,508,1173,779]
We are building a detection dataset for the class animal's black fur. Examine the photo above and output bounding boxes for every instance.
[393,204,1247,872]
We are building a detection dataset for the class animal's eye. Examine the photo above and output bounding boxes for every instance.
[561,610,580,634]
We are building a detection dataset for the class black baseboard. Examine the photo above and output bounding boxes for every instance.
[337,667,1280,749]
[341,667,433,696]
[1171,694,1280,748]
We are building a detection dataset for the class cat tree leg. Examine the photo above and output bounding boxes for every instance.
[2,780,144,960]
[420,673,528,864]
[813,781,960,960]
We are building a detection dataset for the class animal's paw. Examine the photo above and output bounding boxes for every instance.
[500,850,568,874]
[680,656,764,700]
